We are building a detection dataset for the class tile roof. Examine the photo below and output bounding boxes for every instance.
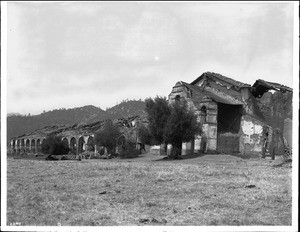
[190,72,251,88]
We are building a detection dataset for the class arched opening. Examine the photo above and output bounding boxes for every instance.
[175,95,181,101]
[25,139,30,153]
[87,136,95,152]
[78,137,85,154]
[70,137,77,154]
[37,139,41,152]
[200,106,207,123]
[21,139,25,151]
[62,138,69,151]
[31,139,36,153]
[17,140,21,153]
[12,140,16,153]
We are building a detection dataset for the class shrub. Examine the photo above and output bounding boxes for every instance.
[94,120,121,155]
[80,151,95,159]
[41,135,70,155]
[119,140,140,159]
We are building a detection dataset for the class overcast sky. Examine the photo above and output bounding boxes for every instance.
[6,2,295,115]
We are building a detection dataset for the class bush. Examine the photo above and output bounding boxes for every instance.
[94,120,121,154]
[41,135,70,155]
[119,140,140,159]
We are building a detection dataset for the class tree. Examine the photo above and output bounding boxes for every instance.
[94,120,121,155]
[137,124,153,146]
[164,99,202,159]
[143,96,201,159]
[41,135,70,156]
[144,96,171,154]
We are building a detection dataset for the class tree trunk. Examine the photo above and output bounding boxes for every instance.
[170,142,182,159]
[159,143,168,156]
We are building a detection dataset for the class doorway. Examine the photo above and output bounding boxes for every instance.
[217,103,242,153]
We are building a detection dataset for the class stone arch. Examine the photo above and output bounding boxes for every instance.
[41,138,46,153]
[62,137,69,149]
[31,139,36,153]
[37,139,41,152]
[16,140,21,153]
[78,136,85,154]
[21,139,25,150]
[12,140,16,153]
[70,137,77,154]
[86,136,95,152]
[200,105,207,123]
[25,139,30,152]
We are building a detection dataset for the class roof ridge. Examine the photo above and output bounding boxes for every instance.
[205,71,251,87]
[190,71,251,87]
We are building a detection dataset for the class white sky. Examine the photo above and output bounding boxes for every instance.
[5,1,295,115]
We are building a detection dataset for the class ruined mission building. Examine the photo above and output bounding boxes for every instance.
[168,72,292,157]
[9,72,292,157]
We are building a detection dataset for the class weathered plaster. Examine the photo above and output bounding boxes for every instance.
[239,115,265,155]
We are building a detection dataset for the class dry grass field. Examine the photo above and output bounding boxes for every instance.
[6,153,292,226]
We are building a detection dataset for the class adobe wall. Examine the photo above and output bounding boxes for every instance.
[239,115,267,156]
[256,91,292,131]
[283,118,292,147]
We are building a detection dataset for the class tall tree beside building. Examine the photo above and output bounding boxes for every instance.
[165,99,202,159]
[144,96,171,154]
[142,96,201,158]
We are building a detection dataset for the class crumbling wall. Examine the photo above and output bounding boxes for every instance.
[239,115,266,156]
[269,128,284,157]
[283,118,292,147]
[256,91,292,131]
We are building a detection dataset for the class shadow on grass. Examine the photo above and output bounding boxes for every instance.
[153,152,206,162]
[224,153,260,160]
[152,152,263,162]
[9,154,49,161]
[8,153,79,161]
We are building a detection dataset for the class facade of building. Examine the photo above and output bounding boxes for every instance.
[168,72,292,157]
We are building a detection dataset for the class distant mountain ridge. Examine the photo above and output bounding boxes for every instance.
[7,100,146,142]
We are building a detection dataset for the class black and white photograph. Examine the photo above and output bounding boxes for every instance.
[1,1,298,231]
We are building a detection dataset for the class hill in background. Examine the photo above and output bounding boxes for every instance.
[7,100,146,142]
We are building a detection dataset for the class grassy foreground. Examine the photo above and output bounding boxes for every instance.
[7,153,292,226]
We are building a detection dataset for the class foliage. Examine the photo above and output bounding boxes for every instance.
[94,120,121,154]
[119,140,140,159]
[144,96,171,145]
[165,99,202,158]
[137,124,154,145]
[144,97,201,158]
[41,135,70,155]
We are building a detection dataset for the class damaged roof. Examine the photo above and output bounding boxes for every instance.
[180,81,244,105]
[12,115,143,140]
[190,72,251,89]
[252,79,293,97]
